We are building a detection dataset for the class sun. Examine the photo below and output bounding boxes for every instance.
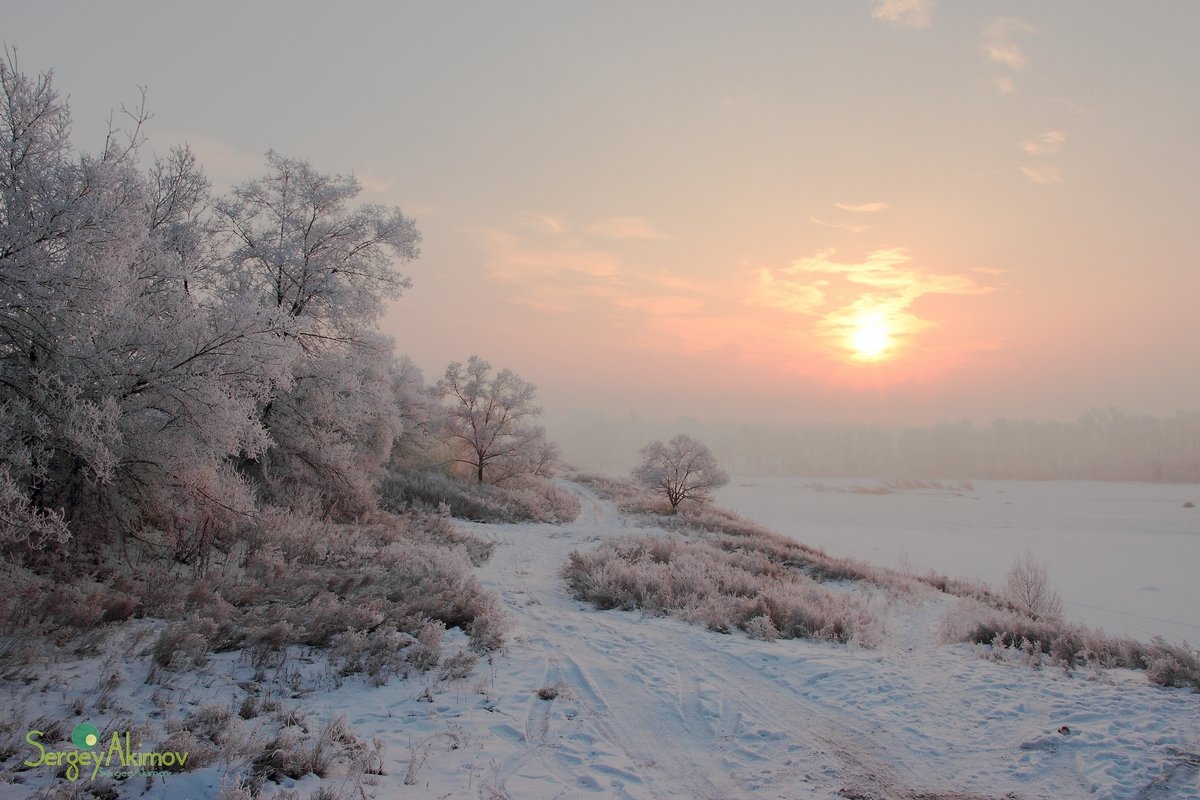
[850,318,892,360]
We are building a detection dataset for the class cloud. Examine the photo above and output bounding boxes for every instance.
[984,17,1036,72]
[479,218,706,339]
[870,0,933,29]
[834,201,891,213]
[482,227,624,283]
[613,295,705,315]
[751,267,826,315]
[481,219,1000,369]
[354,170,397,195]
[750,248,994,360]
[812,217,868,233]
[1021,130,1066,156]
[522,212,567,234]
[993,76,1016,94]
[1019,165,1062,185]
[586,217,670,240]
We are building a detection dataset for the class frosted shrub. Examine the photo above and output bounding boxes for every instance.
[361,628,413,685]
[1004,549,1063,620]
[0,465,69,553]
[745,615,780,642]
[1144,639,1200,689]
[185,705,239,749]
[563,534,879,645]
[409,619,444,671]
[439,649,479,681]
[468,602,509,652]
[381,469,579,523]
[573,472,674,514]
[941,597,1200,689]
[331,630,370,676]
[152,619,214,669]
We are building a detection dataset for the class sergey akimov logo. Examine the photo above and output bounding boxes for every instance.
[25,722,189,781]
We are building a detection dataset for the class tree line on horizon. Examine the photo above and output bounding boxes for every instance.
[554,408,1200,482]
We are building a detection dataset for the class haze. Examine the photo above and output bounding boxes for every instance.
[8,1,1199,437]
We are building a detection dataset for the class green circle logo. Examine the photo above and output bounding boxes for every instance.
[71,723,100,749]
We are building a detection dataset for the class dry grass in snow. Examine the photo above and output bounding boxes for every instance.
[562,534,881,644]
[0,507,505,797]
[573,473,1200,689]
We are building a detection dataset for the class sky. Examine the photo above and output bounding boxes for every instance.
[6,1,1200,429]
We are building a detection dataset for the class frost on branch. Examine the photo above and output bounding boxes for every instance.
[1004,549,1064,620]
[632,434,729,513]
[436,356,557,484]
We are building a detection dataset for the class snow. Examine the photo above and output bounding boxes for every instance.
[3,481,1198,799]
[716,477,1200,644]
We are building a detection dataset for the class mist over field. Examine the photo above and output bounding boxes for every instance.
[549,408,1200,481]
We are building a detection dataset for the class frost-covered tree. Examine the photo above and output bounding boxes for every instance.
[1004,549,1063,620]
[215,151,419,348]
[437,356,554,483]
[214,153,421,513]
[387,355,443,470]
[0,52,429,553]
[0,53,278,552]
[633,434,729,513]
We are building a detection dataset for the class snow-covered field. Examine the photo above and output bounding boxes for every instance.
[716,478,1200,644]
[3,482,1198,799]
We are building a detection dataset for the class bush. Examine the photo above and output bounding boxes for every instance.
[380,469,579,524]
[940,597,1200,689]
[562,534,880,645]
[1004,549,1063,620]
[151,619,214,669]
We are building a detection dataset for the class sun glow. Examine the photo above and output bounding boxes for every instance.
[850,317,892,360]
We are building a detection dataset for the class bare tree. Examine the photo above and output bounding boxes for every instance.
[436,356,552,483]
[633,435,729,513]
[1004,549,1064,619]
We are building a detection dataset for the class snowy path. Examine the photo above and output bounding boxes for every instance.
[451,482,1200,800]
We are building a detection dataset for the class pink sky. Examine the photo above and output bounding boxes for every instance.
[8,1,1199,426]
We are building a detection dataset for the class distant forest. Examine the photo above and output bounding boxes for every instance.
[554,408,1200,482]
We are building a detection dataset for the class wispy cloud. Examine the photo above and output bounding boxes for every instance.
[522,212,566,234]
[612,294,704,315]
[586,216,670,240]
[482,219,999,370]
[1019,165,1062,185]
[983,17,1036,93]
[870,0,933,30]
[750,248,994,360]
[354,170,397,195]
[750,267,826,315]
[984,17,1036,71]
[480,217,705,340]
[1021,130,1066,156]
[834,201,891,213]
[812,217,868,233]
[482,227,624,283]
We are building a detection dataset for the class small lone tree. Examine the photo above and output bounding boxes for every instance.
[1004,549,1063,620]
[633,435,729,513]
[437,356,552,483]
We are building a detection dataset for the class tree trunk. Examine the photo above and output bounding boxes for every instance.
[477,462,484,483]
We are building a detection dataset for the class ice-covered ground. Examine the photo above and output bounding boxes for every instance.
[716,478,1200,644]
[3,481,1197,799]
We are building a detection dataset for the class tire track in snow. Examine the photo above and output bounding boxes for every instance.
[476,481,1025,799]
